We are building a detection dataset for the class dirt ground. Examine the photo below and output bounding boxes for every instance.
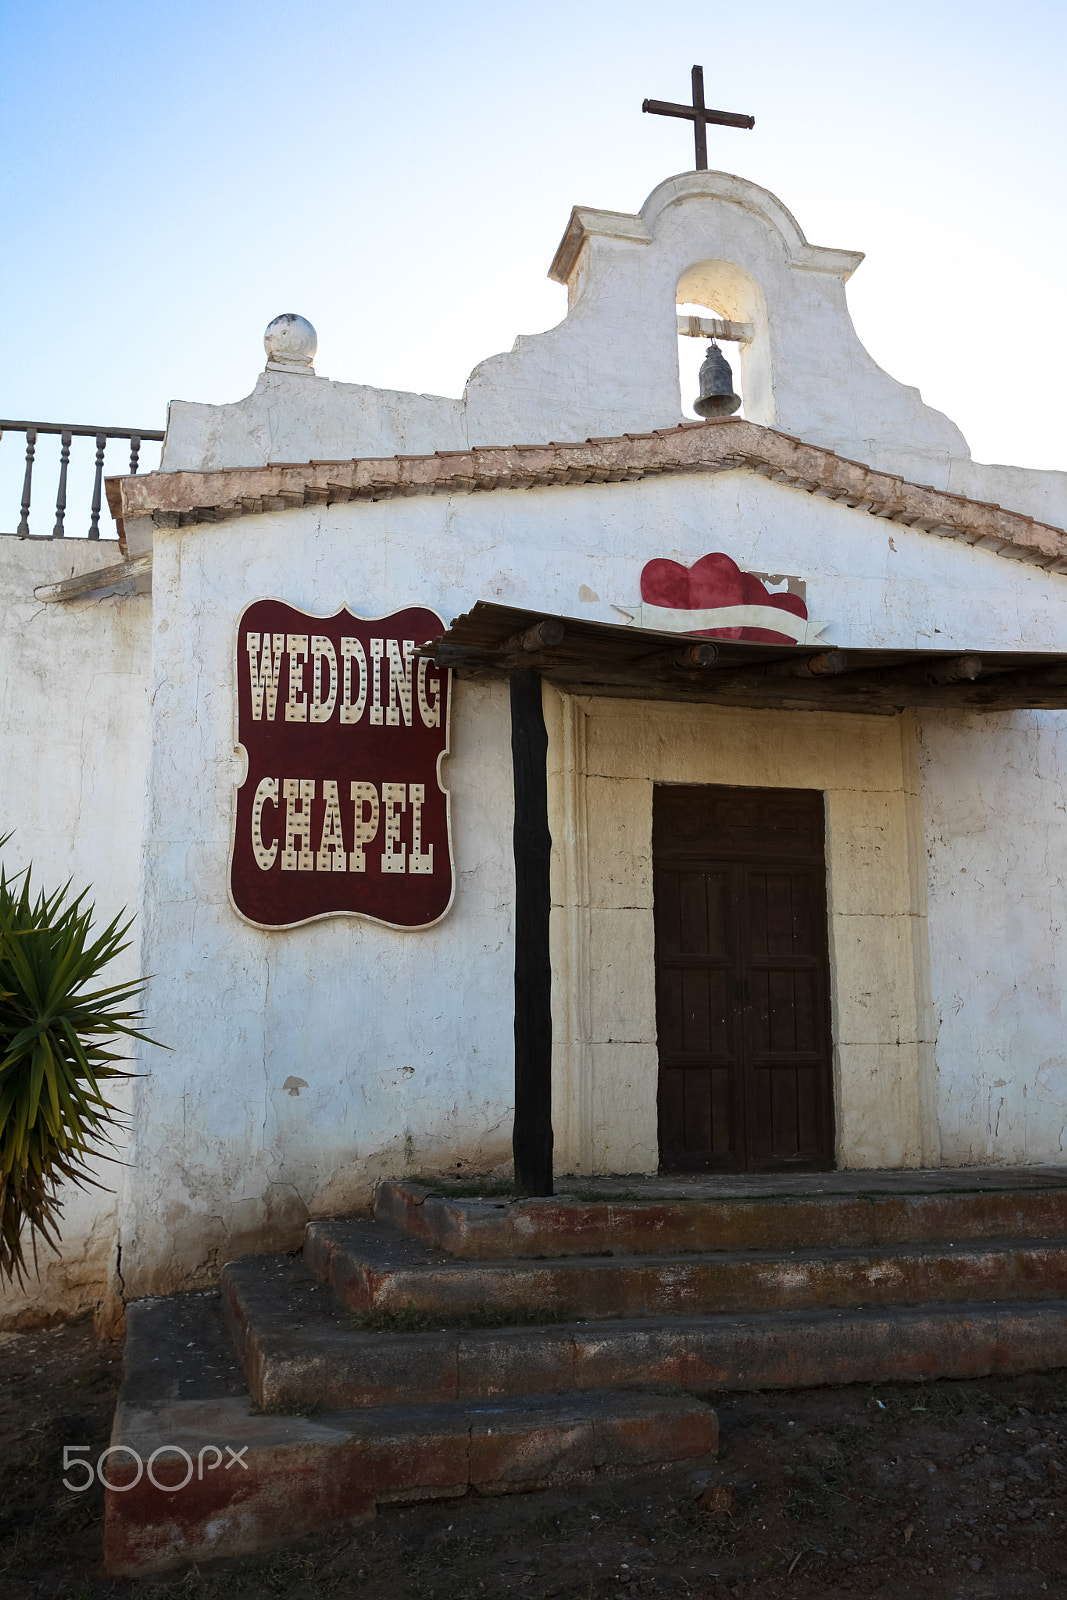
[2,1319,1066,1600]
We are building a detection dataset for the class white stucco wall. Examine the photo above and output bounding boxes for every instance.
[114,465,1067,1293]
[546,691,937,1175]
[160,172,1067,532]
[9,168,1067,1319]
[121,511,518,1295]
[0,538,151,1329]
[918,708,1067,1164]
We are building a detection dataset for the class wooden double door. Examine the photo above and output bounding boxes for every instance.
[654,785,834,1173]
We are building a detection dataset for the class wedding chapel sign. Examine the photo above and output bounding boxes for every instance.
[230,600,453,930]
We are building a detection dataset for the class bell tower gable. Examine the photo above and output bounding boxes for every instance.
[465,169,970,485]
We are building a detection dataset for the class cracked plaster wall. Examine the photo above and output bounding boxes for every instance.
[0,539,151,1329]
[545,689,936,1173]
[120,520,517,1299]
[160,172,1067,530]
[12,170,1067,1310]
[122,466,1067,1292]
[918,709,1067,1165]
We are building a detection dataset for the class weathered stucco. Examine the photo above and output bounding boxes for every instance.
[0,539,151,1329]
[159,172,1067,531]
[111,465,1067,1298]
[546,692,935,1174]
[7,167,1067,1322]
[120,507,519,1295]
[918,709,1067,1165]
[117,422,1067,575]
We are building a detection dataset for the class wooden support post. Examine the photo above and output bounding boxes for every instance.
[510,669,554,1196]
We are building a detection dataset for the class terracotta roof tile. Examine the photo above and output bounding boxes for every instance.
[107,418,1067,573]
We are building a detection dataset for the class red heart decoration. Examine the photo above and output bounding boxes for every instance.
[639,558,691,610]
[639,552,807,643]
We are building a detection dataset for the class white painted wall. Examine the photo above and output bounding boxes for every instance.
[9,168,1067,1317]
[160,172,1067,531]
[118,467,1067,1293]
[0,538,151,1330]
[546,691,937,1176]
[121,511,518,1295]
[162,369,466,475]
[918,708,1067,1165]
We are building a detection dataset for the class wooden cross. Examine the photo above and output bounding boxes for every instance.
[642,65,754,171]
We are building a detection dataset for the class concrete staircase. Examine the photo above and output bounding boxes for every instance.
[105,1167,1067,1575]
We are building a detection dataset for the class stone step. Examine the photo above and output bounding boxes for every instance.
[307,1216,1067,1321]
[376,1173,1067,1259]
[222,1253,1067,1413]
[104,1293,717,1577]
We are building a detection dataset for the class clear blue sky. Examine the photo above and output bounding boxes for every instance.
[1,0,1064,515]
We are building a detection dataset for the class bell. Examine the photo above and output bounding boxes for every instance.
[693,341,742,418]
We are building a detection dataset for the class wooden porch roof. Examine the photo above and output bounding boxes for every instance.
[427,602,1067,714]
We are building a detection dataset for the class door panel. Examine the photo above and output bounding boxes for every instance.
[654,861,740,1171]
[654,785,834,1173]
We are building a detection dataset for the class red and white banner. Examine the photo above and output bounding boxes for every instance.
[230,600,452,931]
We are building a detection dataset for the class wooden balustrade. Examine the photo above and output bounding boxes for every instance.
[1,420,165,539]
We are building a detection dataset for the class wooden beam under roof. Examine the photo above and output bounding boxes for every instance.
[425,603,1067,714]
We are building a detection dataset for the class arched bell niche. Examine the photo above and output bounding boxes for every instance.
[676,259,773,426]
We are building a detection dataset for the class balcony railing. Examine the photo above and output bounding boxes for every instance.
[1,420,165,539]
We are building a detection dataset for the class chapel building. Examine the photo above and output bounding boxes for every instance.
[4,167,1067,1332]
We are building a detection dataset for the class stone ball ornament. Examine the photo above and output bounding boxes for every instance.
[263,313,317,373]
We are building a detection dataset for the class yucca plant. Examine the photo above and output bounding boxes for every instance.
[0,842,158,1285]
